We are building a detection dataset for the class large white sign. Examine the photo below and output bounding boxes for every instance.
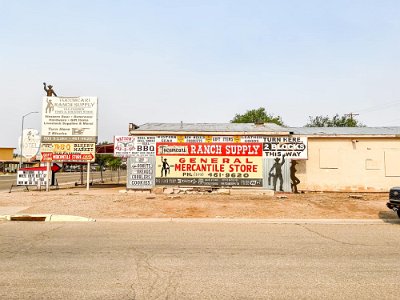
[19,128,41,159]
[41,96,98,143]
[262,136,308,159]
[127,156,156,189]
[17,168,49,186]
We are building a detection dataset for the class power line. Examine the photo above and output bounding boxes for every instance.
[378,117,400,126]
[353,100,400,114]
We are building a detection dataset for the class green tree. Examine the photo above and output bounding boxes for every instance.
[108,157,122,183]
[231,107,284,126]
[305,114,364,127]
[95,154,113,183]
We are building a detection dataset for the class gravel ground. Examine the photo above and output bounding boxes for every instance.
[0,184,395,219]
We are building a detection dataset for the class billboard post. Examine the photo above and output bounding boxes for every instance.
[87,162,90,190]
[46,162,50,191]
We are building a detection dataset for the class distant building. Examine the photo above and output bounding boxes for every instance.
[0,147,17,173]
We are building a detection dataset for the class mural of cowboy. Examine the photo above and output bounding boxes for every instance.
[269,155,285,192]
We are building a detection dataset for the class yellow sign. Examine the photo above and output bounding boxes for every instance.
[41,143,95,153]
[233,136,241,143]
[40,143,96,162]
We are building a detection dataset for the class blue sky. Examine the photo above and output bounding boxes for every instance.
[1,0,400,147]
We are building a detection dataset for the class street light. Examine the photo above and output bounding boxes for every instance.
[20,111,39,168]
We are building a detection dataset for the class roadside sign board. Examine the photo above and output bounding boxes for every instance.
[114,136,136,157]
[127,156,156,189]
[41,96,98,143]
[114,136,155,157]
[40,96,98,163]
[40,143,96,162]
[17,167,49,186]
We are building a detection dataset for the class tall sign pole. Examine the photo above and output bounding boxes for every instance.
[46,162,50,192]
[87,162,90,190]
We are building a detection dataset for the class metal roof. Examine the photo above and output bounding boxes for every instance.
[288,127,400,136]
[130,123,400,137]
[131,123,289,133]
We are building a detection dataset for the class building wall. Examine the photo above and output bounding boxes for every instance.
[297,137,400,192]
[0,148,14,160]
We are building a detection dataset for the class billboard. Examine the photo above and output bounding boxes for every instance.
[40,96,98,163]
[114,136,155,157]
[127,156,156,189]
[41,96,98,143]
[17,168,49,186]
[262,136,307,159]
[155,143,264,187]
[120,135,307,189]
[40,142,95,162]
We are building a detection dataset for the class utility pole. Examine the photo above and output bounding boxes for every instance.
[345,112,359,121]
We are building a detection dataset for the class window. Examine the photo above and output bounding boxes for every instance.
[384,149,400,177]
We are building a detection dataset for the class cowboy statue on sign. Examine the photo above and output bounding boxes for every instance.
[43,82,57,97]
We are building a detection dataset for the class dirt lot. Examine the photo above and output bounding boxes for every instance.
[0,184,396,219]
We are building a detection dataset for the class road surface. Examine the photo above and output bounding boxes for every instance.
[0,170,126,191]
[0,221,399,299]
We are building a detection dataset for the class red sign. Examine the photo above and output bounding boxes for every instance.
[41,152,94,162]
[52,163,61,173]
[156,143,262,156]
[53,153,94,161]
[20,163,61,172]
[41,152,53,162]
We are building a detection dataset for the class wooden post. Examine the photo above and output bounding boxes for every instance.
[46,162,50,192]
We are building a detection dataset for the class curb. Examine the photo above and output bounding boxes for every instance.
[94,218,400,225]
[1,216,399,225]
[0,214,96,222]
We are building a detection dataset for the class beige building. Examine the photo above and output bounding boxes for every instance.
[290,127,400,192]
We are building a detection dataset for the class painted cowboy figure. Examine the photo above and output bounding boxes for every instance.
[43,82,57,97]
[160,156,170,177]
[290,160,301,193]
[269,155,285,192]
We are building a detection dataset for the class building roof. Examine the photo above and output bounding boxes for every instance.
[289,127,400,136]
[130,123,291,135]
[129,123,400,137]
[96,143,114,154]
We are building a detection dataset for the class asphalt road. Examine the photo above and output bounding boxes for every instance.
[0,170,126,191]
[1,221,399,299]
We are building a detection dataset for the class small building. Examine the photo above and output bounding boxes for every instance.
[126,123,400,192]
[288,126,400,192]
[0,147,17,173]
